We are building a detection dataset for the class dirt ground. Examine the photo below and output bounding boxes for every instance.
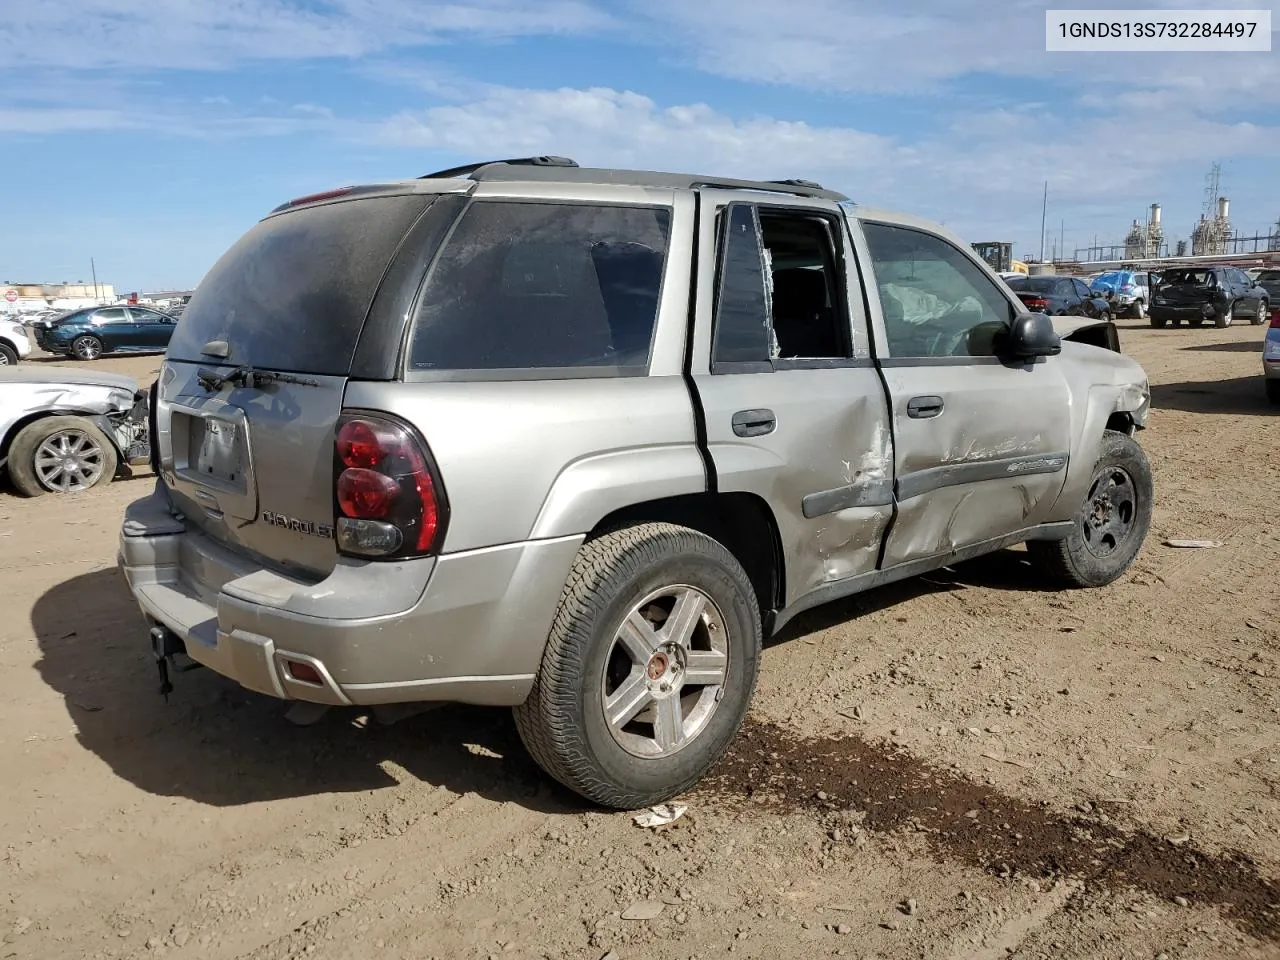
[1,322,1277,960]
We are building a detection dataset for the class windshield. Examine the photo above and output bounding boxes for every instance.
[1256,270,1280,283]
[1162,269,1214,286]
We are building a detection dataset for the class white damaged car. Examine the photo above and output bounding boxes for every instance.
[0,367,151,495]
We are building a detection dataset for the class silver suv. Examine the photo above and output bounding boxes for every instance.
[119,157,1154,809]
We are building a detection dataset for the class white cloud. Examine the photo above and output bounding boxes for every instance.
[8,0,616,70]
[378,86,900,185]
[0,107,136,135]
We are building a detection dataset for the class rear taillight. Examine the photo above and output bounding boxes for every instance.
[1024,296,1049,310]
[1269,308,1280,329]
[333,412,447,559]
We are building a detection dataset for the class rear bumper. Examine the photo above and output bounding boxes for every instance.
[1150,302,1218,320]
[118,487,582,707]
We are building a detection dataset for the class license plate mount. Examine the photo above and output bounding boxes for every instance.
[195,417,242,485]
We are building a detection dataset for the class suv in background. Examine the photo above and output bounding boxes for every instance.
[1149,266,1269,329]
[118,157,1154,809]
[1089,270,1149,319]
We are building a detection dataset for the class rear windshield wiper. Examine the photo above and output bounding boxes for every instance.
[196,365,319,391]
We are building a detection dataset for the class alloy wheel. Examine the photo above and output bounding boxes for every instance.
[601,585,730,759]
[34,430,106,492]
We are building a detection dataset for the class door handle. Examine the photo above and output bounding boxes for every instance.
[732,408,776,437]
[906,395,944,419]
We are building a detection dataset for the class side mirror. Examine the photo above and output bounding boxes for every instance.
[1002,312,1061,360]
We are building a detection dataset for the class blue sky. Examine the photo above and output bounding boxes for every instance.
[2,0,1278,290]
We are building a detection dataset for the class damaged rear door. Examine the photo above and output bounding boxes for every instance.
[689,194,894,606]
[852,217,1072,567]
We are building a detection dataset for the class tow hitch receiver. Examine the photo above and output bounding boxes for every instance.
[150,626,186,700]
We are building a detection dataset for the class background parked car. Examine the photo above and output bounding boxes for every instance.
[1149,266,1269,329]
[1253,267,1280,304]
[33,305,180,360]
[0,367,151,495]
[0,316,32,365]
[1004,275,1114,321]
[1264,305,1280,405]
[1089,270,1150,319]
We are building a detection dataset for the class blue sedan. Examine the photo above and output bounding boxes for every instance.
[33,305,179,361]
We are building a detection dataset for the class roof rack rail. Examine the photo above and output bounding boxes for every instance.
[686,176,846,201]
[420,156,579,180]
[767,178,825,190]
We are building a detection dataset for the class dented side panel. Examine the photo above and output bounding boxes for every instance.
[1045,340,1151,518]
[876,361,1074,567]
[697,369,895,603]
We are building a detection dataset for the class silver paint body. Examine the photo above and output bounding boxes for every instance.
[0,367,138,468]
[118,177,1150,708]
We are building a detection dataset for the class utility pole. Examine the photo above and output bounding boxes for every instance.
[1059,219,1065,263]
[1040,181,1048,261]
[91,258,99,302]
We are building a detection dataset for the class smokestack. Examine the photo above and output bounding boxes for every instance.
[1218,197,1230,220]
[1150,203,1161,224]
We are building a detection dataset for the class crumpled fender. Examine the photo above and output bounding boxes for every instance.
[1046,344,1151,518]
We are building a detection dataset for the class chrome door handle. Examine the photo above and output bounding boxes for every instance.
[731,409,776,437]
[906,395,944,419]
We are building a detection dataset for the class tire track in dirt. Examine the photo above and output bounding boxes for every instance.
[696,719,1279,945]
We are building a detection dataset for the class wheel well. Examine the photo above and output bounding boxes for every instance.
[1062,322,1120,353]
[1106,411,1136,436]
[590,493,784,624]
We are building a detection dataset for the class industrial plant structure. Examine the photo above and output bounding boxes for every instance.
[1191,197,1232,257]
[1123,203,1164,259]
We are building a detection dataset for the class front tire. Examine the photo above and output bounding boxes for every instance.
[7,416,118,497]
[1132,299,1146,319]
[1029,430,1153,589]
[1214,302,1234,328]
[514,522,761,809]
[1149,315,1167,329]
[1267,379,1280,406]
[0,343,17,365]
[71,335,103,361]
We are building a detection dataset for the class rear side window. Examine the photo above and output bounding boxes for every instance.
[408,201,670,376]
[167,195,435,375]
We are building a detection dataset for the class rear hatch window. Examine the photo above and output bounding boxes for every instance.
[167,194,436,375]
[407,200,671,377]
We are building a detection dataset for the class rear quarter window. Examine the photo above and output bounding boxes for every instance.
[407,200,671,378]
[167,194,436,375]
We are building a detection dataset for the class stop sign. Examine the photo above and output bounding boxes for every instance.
[3,289,16,303]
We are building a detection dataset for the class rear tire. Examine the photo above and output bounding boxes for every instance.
[514,522,761,809]
[7,416,118,497]
[1214,302,1234,328]
[1028,430,1153,589]
[1267,379,1280,406]
[1149,316,1167,329]
[0,343,17,365]
[1132,299,1146,319]
[1188,316,1205,328]
[71,335,103,361]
